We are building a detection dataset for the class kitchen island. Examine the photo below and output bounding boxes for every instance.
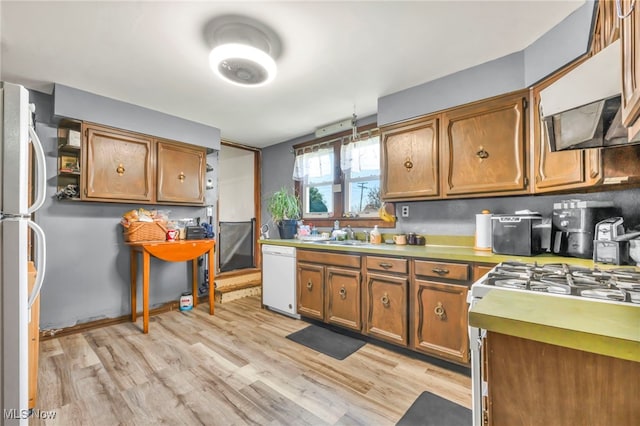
[468,291,640,425]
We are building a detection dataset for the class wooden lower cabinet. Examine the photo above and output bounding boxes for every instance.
[296,250,361,327]
[297,262,325,320]
[364,271,408,347]
[472,263,495,282]
[28,261,39,409]
[326,267,361,331]
[412,279,469,364]
[485,332,640,426]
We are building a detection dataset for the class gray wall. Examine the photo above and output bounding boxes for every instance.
[378,0,596,125]
[31,90,219,330]
[394,188,640,237]
[54,84,221,150]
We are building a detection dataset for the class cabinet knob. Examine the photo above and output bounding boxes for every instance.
[339,286,347,299]
[476,148,489,160]
[178,172,186,182]
[306,280,313,290]
[116,163,125,176]
[434,302,446,320]
[403,159,413,170]
[381,293,390,307]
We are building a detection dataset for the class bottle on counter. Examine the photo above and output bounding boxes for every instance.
[370,225,382,244]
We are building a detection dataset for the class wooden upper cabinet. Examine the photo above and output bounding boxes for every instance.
[156,140,206,204]
[381,117,439,200]
[82,124,153,202]
[621,0,640,136]
[531,89,603,192]
[592,0,620,54]
[441,91,528,197]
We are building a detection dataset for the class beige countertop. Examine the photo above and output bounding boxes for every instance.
[259,237,626,269]
[468,290,640,362]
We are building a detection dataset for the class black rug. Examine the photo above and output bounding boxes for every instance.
[396,391,472,426]
[286,325,366,360]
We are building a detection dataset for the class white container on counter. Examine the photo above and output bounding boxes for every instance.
[475,210,492,251]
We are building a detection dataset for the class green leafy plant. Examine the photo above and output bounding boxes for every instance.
[267,187,301,222]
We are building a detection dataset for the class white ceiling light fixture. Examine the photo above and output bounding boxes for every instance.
[204,15,282,88]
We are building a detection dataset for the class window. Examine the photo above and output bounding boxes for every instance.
[341,135,381,218]
[293,145,334,217]
[293,125,389,227]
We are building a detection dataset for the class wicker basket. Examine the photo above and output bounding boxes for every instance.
[123,221,168,242]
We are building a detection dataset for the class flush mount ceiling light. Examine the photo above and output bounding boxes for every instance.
[204,15,282,87]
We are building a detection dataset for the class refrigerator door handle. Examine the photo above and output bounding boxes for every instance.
[27,219,46,308]
[27,125,47,214]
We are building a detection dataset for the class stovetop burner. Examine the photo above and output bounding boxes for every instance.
[481,262,640,304]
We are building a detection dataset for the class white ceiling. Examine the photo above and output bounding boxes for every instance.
[1,1,585,148]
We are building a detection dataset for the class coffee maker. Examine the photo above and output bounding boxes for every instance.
[551,200,620,258]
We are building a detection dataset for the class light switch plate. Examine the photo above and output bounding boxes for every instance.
[401,205,409,217]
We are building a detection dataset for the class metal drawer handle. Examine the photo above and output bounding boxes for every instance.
[404,159,413,170]
[116,163,125,175]
[379,262,393,270]
[434,302,446,320]
[178,171,186,182]
[306,280,313,290]
[381,293,390,307]
[339,286,347,299]
[476,148,489,160]
[616,0,635,19]
[432,267,450,275]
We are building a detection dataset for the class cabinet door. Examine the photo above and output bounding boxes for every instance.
[297,262,325,320]
[412,279,469,364]
[441,92,528,197]
[381,117,439,200]
[28,262,39,409]
[156,141,206,204]
[531,90,602,192]
[621,0,640,131]
[364,272,408,346]
[326,266,361,331]
[83,125,153,201]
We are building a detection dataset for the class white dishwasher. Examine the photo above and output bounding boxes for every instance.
[262,244,299,319]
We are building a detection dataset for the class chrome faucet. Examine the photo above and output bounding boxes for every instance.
[344,225,355,240]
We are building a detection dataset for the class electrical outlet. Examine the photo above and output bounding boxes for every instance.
[206,206,213,217]
[401,205,409,217]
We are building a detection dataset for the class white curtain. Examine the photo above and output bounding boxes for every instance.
[340,135,380,173]
[292,145,333,181]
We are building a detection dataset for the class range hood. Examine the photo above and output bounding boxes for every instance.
[540,40,640,151]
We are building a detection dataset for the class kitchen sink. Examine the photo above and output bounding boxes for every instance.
[309,240,371,246]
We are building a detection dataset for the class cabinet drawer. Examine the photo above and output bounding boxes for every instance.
[414,260,469,281]
[298,250,361,268]
[366,256,408,274]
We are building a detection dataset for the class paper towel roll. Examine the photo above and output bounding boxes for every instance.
[475,212,492,251]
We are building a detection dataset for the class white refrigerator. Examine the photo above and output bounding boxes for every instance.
[0,82,47,424]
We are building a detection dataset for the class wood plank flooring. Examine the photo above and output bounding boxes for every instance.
[33,296,471,426]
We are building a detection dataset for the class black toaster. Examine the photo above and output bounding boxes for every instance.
[491,214,544,256]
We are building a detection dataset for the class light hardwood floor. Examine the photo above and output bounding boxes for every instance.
[33,296,471,426]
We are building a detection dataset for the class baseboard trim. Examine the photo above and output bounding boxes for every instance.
[40,300,190,341]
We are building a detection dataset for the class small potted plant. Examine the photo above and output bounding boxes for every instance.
[266,187,301,239]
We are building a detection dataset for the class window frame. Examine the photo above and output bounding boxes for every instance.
[293,123,395,228]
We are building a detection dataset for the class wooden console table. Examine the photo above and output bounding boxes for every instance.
[127,239,215,333]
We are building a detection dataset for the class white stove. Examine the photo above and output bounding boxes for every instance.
[467,261,640,426]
